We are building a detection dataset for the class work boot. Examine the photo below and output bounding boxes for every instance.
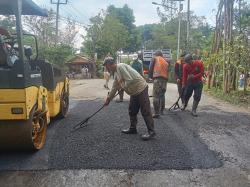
[121,128,137,134]
[191,100,199,117]
[153,98,160,118]
[141,131,156,141]
[160,97,165,115]
[152,114,160,118]
[160,110,164,115]
[115,99,123,103]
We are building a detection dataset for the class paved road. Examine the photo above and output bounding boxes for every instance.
[0,79,249,187]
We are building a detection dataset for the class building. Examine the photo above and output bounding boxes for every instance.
[65,55,95,78]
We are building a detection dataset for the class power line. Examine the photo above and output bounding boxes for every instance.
[67,1,88,19]
[51,0,68,44]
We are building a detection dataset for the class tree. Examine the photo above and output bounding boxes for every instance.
[100,15,129,55]
[40,44,74,67]
[60,17,78,47]
[83,8,130,59]
[23,9,56,46]
[106,4,139,52]
[0,16,16,32]
[156,0,178,22]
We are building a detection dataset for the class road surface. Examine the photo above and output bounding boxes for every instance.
[0,79,249,187]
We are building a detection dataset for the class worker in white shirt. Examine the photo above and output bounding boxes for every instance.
[104,60,155,141]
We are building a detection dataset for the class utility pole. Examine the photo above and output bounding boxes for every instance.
[239,0,242,32]
[177,2,183,59]
[51,0,68,44]
[186,0,190,49]
[152,0,184,58]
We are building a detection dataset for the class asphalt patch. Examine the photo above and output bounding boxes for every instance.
[0,99,223,171]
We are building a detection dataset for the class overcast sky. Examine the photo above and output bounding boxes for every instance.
[34,0,219,26]
[32,0,221,49]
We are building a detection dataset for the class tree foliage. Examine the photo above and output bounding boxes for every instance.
[21,9,78,66]
[0,16,16,32]
[83,4,140,58]
[208,0,250,93]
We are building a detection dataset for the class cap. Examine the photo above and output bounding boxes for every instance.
[132,54,138,60]
[184,54,193,63]
[154,50,163,57]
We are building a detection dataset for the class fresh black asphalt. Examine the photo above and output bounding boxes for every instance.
[0,99,236,171]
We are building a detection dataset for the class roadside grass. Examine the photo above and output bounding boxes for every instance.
[205,86,250,109]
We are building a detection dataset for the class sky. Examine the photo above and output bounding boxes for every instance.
[33,0,219,49]
[34,0,219,26]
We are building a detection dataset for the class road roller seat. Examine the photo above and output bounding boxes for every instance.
[36,61,56,91]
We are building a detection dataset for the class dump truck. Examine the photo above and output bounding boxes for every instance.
[0,0,69,151]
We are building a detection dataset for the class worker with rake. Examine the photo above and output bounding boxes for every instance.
[104,59,156,141]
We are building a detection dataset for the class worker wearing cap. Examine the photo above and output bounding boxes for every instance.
[175,51,187,104]
[182,54,204,116]
[149,51,169,118]
[104,60,155,141]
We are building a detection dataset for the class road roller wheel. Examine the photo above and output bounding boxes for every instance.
[0,106,48,151]
[31,109,48,150]
[58,88,69,118]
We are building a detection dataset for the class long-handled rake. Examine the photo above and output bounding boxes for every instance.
[72,91,121,132]
[168,89,185,111]
[168,95,182,111]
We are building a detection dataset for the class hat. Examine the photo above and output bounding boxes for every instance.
[184,54,193,63]
[132,54,138,60]
[103,56,115,66]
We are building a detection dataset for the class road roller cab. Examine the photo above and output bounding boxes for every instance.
[0,0,69,151]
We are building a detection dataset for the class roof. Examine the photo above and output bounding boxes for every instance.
[0,0,48,16]
[66,55,94,65]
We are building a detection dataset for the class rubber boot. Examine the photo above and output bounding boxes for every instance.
[160,96,165,115]
[191,100,199,117]
[153,98,160,118]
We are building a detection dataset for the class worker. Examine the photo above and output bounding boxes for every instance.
[131,53,144,76]
[103,60,155,141]
[181,54,205,116]
[103,66,110,89]
[116,53,144,103]
[149,51,169,118]
[175,51,187,105]
[103,53,113,89]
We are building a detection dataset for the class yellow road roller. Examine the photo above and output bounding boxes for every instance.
[0,0,69,151]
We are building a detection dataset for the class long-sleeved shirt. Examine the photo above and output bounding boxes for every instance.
[175,58,184,80]
[130,59,143,76]
[182,60,205,87]
[108,63,147,100]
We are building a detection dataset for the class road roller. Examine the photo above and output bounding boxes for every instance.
[0,0,69,151]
